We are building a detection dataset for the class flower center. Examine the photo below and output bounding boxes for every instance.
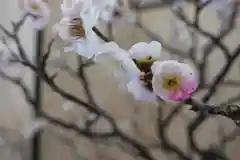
[133,56,160,91]
[163,75,181,91]
[31,4,40,11]
[134,56,159,65]
[69,18,86,39]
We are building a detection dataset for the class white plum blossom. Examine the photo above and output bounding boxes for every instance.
[53,0,101,58]
[94,41,162,102]
[151,60,198,101]
[19,0,50,29]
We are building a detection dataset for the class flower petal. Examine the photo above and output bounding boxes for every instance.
[127,79,157,102]
[25,0,50,29]
[75,38,101,58]
[151,60,182,75]
[29,15,50,29]
[129,41,161,60]
[61,0,85,17]
[129,42,148,59]
[95,42,140,82]
[81,7,99,28]
[147,41,162,58]
[52,19,70,40]
[151,73,171,101]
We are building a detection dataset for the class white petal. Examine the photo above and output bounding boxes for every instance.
[53,19,70,40]
[92,0,117,8]
[147,41,162,58]
[95,42,120,54]
[75,40,97,58]
[151,71,171,100]
[178,63,198,86]
[25,1,50,29]
[61,0,85,17]
[150,61,159,74]
[127,79,157,102]
[95,42,140,81]
[129,41,161,59]
[100,10,112,21]
[129,42,148,59]
[30,16,49,29]
[97,0,118,22]
[81,6,99,28]
[151,60,181,75]
[61,0,74,13]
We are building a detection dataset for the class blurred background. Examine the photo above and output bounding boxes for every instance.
[0,0,239,160]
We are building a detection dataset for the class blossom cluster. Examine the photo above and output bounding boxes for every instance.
[17,0,200,102]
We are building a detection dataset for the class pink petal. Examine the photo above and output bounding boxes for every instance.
[168,89,192,101]
[181,80,198,94]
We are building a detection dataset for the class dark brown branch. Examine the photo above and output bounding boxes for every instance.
[202,80,240,89]
[0,69,36,106]
[172,7,231,59]
[41,112,114,138]
[41,36,55,69]
[202,45,240,102]
[157,103,191,160]
[77,57,100,128]
[187,98,240,126]
[92,27,111,42]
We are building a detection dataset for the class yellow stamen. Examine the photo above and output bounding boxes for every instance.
[135,56,159,65]
[140,72,145,80]
[70,18,86,38]
[163,75,181,91]
[31,4,40,11]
